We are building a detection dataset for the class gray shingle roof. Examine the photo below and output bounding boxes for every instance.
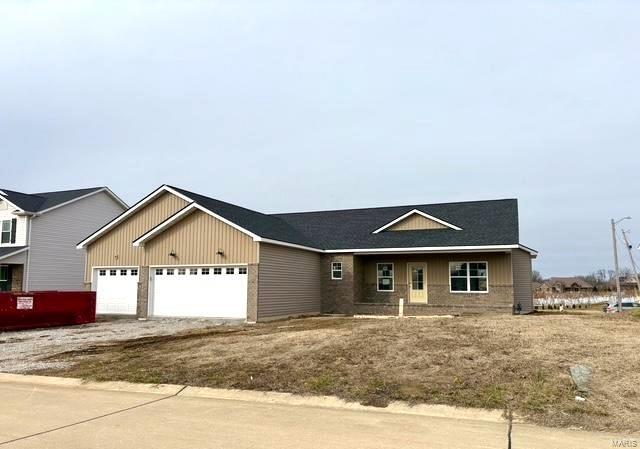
[0,188,105,213]
[273,199,520,250]
[168,187,319,248]
[0,246,28,261]
[171,186,524,251]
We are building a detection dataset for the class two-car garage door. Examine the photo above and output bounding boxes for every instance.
[94,266,248,319]
[150,266,248,319]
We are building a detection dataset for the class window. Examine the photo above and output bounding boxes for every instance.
[213,268,222,275]
[238,267,247,275]
[120,269,127,276]
[99,269,106,276]
[226,267,235,275]
[1,221,10,244]
[131,269,138,276]
[377,263,394,291]
[450,262,488,293]
[109,269,117,276]
[190,268,198,275]
[201,268,210,275]
[155,268,163,275]
[178,268,186,275]
[0,266,7,282]
[331,262,342,280]
[166,269,175,275]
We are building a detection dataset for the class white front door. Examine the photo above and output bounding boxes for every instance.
[94,267,139,314]
[150,266,248,319]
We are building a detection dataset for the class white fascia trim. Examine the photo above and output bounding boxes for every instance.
[132,204,198,246]
[256,237,325,253]
[325,244,538,256]
[37,188,129,215]
[372,209,463,233]
[0,195,26,214]
[0,246,29,262]
[77,185,184,249]
[132,202,262,246]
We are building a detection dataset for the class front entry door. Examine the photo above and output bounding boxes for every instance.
[407,263,427,303]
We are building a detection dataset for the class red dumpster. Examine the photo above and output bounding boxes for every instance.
[0,291,96,331]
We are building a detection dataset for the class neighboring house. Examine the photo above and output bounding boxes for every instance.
[0,187,127,292]
[77,185,537,321]
[547,277,594,294]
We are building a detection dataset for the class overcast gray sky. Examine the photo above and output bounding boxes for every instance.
[1,1,638,277]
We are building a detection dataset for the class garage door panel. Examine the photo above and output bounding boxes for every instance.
[151,266,247,319]
[94,268,138,315]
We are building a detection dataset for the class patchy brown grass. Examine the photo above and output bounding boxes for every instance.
[38,313,640,432]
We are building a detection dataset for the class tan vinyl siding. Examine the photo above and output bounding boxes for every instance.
[511,249,534,313]
[257,243,321,320]
[143,210,258,266]
[387,214,448,231]
[85,192,187,281]
[363,252,513,287]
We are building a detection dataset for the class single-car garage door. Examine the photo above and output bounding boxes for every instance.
[150,266,248,319]
[94,267,139,314]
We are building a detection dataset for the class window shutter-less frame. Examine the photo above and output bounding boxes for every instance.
[10,218,16,244]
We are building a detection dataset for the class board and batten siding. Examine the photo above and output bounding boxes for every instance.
[85,192,188,282]
[28,191,126,291]
[387,214,448,231]
[511,249,534,313]
[362,252,513,287]
[143,210,258,266]
[257,243,322,320]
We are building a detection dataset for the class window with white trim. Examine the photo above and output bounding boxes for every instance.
[155,268,163,275]
[331,262,342,280]
[377,263,394,291]
[178,268,186,275]
[449,262,488,293]
[189,268,198,275]
[226,267,235,275]
[99,269,106,276]
[1,220,12,244]
[131,269,138,276]
[166,268,175,275]
[238,267,247,275]
[213,268,221,275]
[201,268,210,275]
[109,269,117,276]
[120,269,127,276]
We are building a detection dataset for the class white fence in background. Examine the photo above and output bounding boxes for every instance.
[534,295,637,310]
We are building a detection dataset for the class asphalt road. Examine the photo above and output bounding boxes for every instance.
[0,380,633,449]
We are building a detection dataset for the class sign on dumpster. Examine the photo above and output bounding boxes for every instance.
[16,297,34,310]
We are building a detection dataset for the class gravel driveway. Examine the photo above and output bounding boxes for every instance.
[0,318,242,373]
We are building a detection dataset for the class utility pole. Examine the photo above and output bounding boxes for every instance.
[612,217,631,313]
[621,229,640,297]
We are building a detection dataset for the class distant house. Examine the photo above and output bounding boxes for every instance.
[0,187,127,292]
[547,277,594,294]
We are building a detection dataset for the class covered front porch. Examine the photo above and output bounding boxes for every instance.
[0,246,28,292]
[323,250,525,316]
[0,264,24,292]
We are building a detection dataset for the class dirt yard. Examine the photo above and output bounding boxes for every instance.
[13,313,640,432]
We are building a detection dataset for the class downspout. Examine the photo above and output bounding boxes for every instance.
[24,215,33,291]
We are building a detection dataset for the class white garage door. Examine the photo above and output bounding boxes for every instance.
[150,266,248,319]
[94,267,139,315]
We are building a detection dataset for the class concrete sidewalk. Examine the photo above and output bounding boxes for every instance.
[0,376,634,449]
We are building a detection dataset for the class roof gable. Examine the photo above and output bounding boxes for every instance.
[373,209,462,233]
[0,187,126,214]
